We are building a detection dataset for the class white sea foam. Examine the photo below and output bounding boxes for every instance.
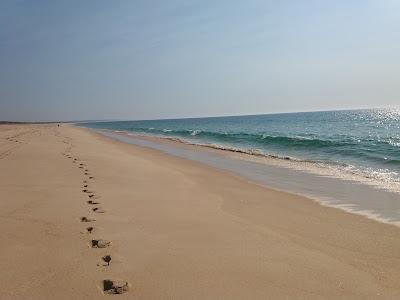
[190,130,201,136]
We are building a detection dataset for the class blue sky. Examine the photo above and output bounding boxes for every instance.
[0,0,399,121]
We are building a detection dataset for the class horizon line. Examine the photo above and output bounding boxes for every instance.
[2,106,399,124]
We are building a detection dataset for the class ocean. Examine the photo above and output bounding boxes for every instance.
[80,109,400,187]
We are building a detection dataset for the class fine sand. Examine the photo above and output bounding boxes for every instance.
[1,124,400,299]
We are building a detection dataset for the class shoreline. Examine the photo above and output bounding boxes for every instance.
[89,127,400,226]
[116,130,400,194]
[107,128,400,192]
[2,123,400,298]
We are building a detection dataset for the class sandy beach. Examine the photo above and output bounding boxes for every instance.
[1,123,400,299]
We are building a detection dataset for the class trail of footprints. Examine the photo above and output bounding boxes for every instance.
[61,142,129,295]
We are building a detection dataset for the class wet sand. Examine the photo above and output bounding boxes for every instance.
[1,124,400,299]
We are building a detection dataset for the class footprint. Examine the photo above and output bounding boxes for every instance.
[86,226,94,233]
[79,163,84,166]
[91,239,111,248]
[103,280,128,294]
[87,200,99,205]
[84,172,89,175]
[102,255,112,266]
[92,207,105,213]
[80,217,95,222]
[83,184,88,188]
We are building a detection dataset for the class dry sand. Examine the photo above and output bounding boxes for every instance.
[1,124,400,299]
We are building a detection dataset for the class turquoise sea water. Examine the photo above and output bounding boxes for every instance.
[80,109,400,188]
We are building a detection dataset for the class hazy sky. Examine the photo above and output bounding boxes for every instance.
[1,0,399,121]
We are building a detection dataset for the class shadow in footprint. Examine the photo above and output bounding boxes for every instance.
[86,226,94,233]
[92,207,105,213]
[91,239,111,248]
[87,200,99,205]
[103,280,128,294]
[81,217,95,222]
[102,255,111,266]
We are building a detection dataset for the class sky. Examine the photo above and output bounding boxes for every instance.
[0,0,399,122]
